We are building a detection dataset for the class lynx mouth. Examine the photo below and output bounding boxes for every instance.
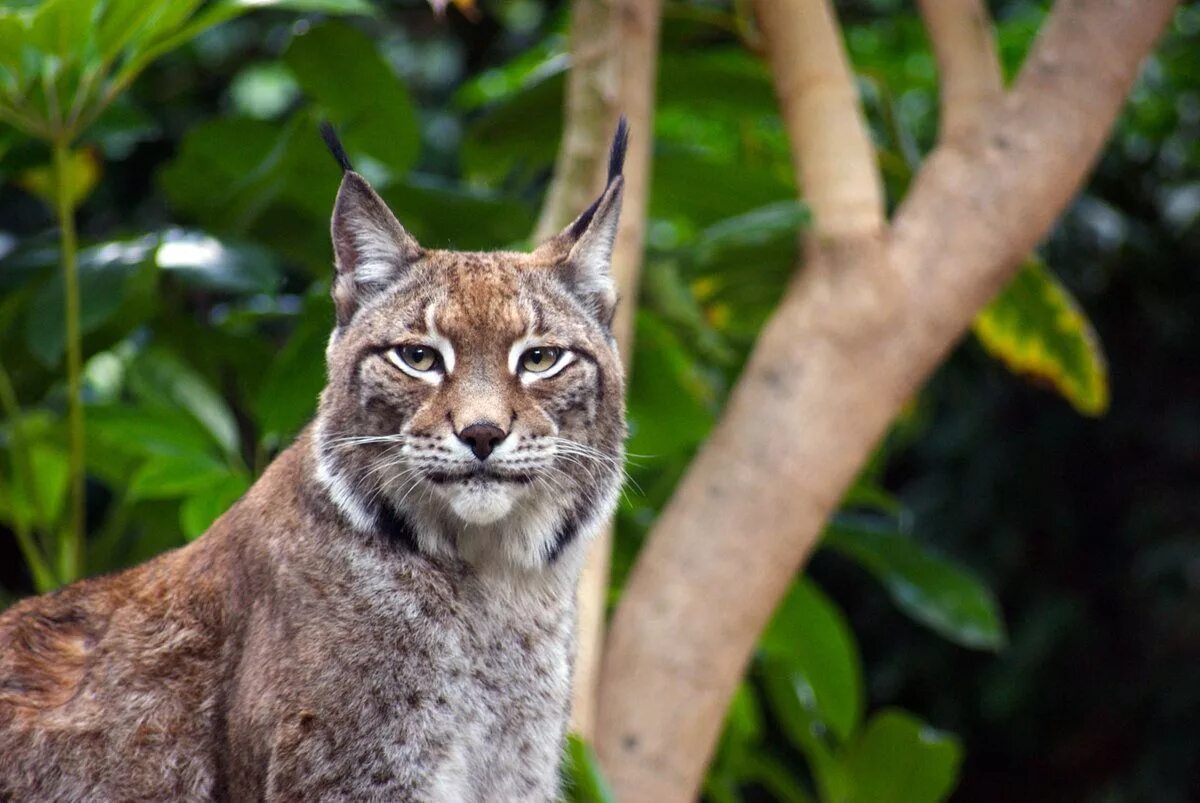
[435,471,528,525]
[426,469,535,486]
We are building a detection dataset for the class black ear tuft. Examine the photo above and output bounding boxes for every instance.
[568,116,629,239]
[320,121,354,174]
[607,115,629,185]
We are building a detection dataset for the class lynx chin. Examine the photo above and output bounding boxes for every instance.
[0,118,630,801]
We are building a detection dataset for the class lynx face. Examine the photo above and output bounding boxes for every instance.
[312,125,627,571]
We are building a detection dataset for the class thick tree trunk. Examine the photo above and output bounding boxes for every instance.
[592,0,1178,799]
[534,0,661,738]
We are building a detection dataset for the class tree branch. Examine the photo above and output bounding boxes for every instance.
[754,0,885,237]
[608,0,661,359]
[533,1,618,740]
[533,0,618,244]
[593,1,1177,799]
[918,0,1004,143]
[574,0,662,741]
[534,0,662,740]
[893,0,1180,323]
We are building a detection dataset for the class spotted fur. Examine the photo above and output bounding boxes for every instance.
[0,120,628,801]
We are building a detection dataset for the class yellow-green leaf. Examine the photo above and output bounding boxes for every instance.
[973,259,1109,416]
[17,147,101,209]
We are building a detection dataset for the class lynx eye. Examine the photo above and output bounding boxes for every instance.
[520,347,562,374]
[387,344,441,374]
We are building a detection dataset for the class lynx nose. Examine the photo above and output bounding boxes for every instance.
[457,422,507,461]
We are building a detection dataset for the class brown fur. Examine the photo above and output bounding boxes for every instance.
[0,123,629,801]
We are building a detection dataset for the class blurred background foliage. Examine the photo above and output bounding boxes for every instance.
[0,0,1197,800]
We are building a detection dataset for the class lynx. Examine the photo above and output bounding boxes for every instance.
[0,120,629,801]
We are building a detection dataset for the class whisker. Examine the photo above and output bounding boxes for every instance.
[325,434,409,449]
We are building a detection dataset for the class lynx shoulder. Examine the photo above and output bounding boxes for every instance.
[0,119,629,802]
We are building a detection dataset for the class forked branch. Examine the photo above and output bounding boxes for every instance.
[895,0,1180,300]
[594,1,1177,800]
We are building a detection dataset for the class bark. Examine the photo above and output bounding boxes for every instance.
[918,0,1004,143]
[593,1,1178,800]
[757,0,884,237]
[533,0,617,243]
[534,0,662,738]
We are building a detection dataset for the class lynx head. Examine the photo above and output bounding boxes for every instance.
[312,120,628,572]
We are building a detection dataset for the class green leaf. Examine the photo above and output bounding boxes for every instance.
[27,0,97,64]
[253,292,332,441]
[104,0,372,134]
[380,177,531,251]
[692,200,807,268]
[159,116,292,231]
[760,578,864,743]
[734,753,816,803]
[700,772,741,803]
[652,148,794,228]
[563,735,616,803]
[94,0,163,64]
[5,442,69,532]
[179,470,250,539]
[460,68,564,185]
[127,452,232,500]
[723,681,764,744]
[229,62,301,120]
[87,403,223,463]
[973,259,1109,416]
[657,50,776,117]
[841,478,902,515]
[160,114,343,270]
[0,12,29,91]
[842,709,963,803]
[124,0,203,51]
[155,229,282,294]
[285,21,418,176]
[455,35,565,110]
[824,518,1007,651]
[23,235,151,367]
[640,259,733,366]
[760,662,847,803]
[625,311,715,457]
[126,348,241,458]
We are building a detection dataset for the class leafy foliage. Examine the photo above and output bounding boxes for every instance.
[0,0,373,141]
[824,517,1006,651]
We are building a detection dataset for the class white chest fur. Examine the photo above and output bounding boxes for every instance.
[430,571,576,802]
[298,542,579,802]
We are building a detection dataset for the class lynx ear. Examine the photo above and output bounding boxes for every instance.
[322,123,422,325]
[536,117,628,327]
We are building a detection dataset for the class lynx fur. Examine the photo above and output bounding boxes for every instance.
[0,119,629,802]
